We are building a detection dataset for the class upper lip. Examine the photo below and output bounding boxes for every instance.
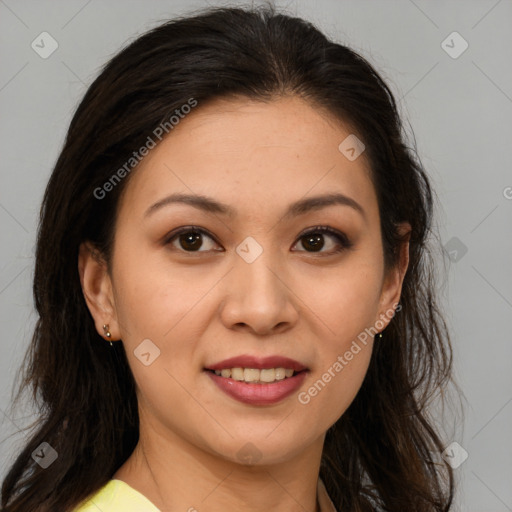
[205,355,308,372]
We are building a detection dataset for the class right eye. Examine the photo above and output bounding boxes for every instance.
[164,226,222,253]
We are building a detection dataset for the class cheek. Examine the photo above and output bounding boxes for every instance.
[294,253,383,338]
[111,249,230,409]
[112,241,217,340]
[291,257,381,423]
[297,335,374,429]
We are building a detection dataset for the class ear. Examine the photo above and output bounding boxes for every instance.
[375,222,411,330]
[78,241,120,340]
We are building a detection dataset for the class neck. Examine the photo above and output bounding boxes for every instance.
[114,412,325,512]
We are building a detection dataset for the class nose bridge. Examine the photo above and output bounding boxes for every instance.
[234,236,283,302]
[219,235,297,333]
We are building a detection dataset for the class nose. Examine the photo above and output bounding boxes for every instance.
[219,247,299,336]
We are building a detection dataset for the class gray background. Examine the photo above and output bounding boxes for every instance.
[1,1,511,510]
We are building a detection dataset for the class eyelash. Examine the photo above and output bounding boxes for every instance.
[163,225,353,256]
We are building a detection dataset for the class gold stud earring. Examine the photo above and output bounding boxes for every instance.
[103,324,113,347]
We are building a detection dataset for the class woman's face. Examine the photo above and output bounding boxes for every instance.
[81,95,408,465]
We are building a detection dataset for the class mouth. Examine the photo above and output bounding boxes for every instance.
[204,367,309,405]
[203,355,309,404]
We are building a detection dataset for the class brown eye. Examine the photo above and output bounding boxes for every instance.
[165,227,220,252]
[164,225,352,255]
[293,226,352,254]
[301,233,326,251]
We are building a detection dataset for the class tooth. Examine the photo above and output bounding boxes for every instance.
[244,368,260,382]
[259,368,276,382]
[275,368,286,380]
[231,367,245,381]
[213,367,296,382]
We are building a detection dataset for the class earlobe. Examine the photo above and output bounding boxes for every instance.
[78,242,120,340]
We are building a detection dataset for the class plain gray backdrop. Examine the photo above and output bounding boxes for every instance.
[1,1,511,511]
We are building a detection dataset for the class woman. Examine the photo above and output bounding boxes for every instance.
[1,5,455,511]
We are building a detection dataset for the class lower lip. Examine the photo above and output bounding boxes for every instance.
[205,370,308,405]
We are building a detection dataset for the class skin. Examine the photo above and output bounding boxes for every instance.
[79,95,410,512]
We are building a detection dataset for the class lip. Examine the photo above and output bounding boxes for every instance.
[205,355,308,372]
[206,370,308,405]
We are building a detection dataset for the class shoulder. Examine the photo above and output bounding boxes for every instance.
[72,480,118,512]
[73,478,334,511]
[72,479,160,512]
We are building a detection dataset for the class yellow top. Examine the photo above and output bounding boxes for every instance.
[73,477,337,511]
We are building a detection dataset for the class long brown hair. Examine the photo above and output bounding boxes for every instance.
[2,4,456,511]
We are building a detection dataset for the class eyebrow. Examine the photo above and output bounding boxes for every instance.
[144,192,366,220]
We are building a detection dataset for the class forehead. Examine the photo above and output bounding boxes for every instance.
[119,95,378,222]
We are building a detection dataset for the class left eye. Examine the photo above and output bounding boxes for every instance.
[292,226,352,254]
[164,226,351,254]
